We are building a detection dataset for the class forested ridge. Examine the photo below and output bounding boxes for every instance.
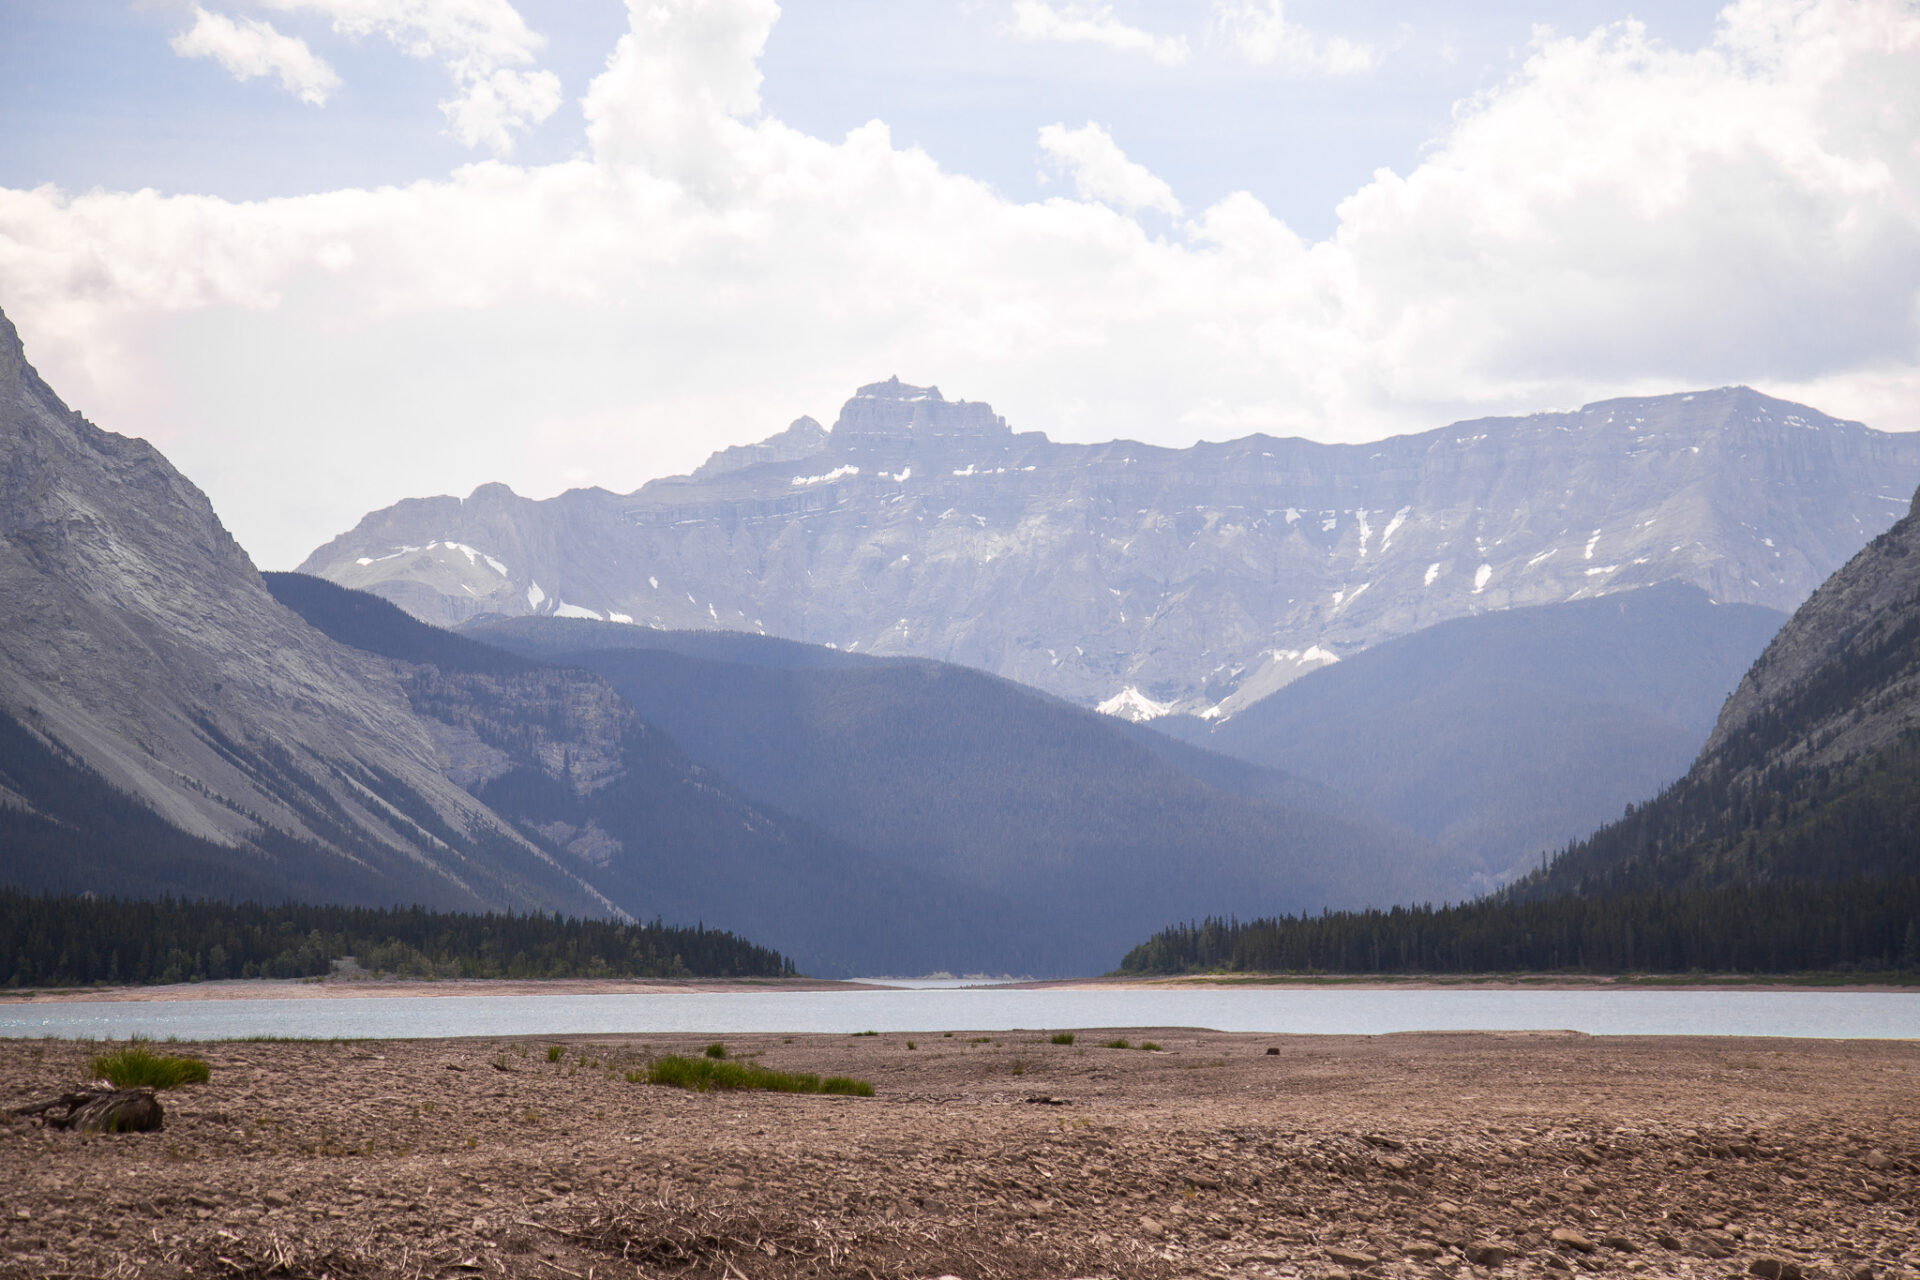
[0,893,794,987]
[1120,879,1920,976]
[1120,731,1920,976]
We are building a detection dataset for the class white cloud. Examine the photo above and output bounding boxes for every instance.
[1210,0,1377,74]
[1038,122,1181,216]
[1005,1,1190,66]
[170,7,342,105]
[254,0,560,154]
[4,0,1919,569]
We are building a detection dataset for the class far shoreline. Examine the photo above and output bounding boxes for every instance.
[5,969,1919,1003]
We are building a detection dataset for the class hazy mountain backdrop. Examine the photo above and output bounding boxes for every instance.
[303,377,1920,720]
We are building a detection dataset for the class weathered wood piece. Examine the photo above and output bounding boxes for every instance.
[10,1088,163,1132]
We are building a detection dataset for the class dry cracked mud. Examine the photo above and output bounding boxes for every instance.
[2,1028,1916,1280]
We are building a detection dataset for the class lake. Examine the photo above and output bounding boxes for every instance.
[3,986,1918,1041]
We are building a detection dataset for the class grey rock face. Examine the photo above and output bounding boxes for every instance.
[1704,484,1920,774]
[692,416,829,480]
[303,380,1920,715]
[0,305,610,916]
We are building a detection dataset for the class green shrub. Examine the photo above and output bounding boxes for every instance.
[546,1044,564,1062]
[704,1042,728,1059]
[1101,1038,1131,1049]
[639,1055,873,1097]
[91,1044,210,1089]
[1140,1041,1162,1052]
[1049,1032,1075,1045]
[852,1030,879,1037]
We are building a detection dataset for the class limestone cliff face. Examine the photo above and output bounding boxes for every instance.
[303,380,1920,714]
[0,305,608,914]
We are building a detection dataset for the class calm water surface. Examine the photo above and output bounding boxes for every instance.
[3,987,1917,1041]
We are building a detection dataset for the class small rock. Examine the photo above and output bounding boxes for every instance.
[1551,1228,1596,1253]
[1655,1231,1682,1250]
[1466,1242,1511,1266]
[1863,1151,1896,1172]
[261,1191,290,1209]
[1138,1216,1164,1239]
[1542,1254,1573,1272]
[1688,1235,1733,1260]
[1404,1242,1442,1260]
[1265,1047,1280,1055]
[1748,1260,1803,1280]
[1326,1247,1378,1270]
[1599,1234,1636,1252]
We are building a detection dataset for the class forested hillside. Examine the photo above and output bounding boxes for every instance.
[266,574,1041,977]
[468,615,1458,972]
[1121,496,1920,977]
[1193,583,1785,877]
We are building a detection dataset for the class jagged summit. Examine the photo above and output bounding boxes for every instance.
[830,377,1010,452]
[855,376,943,402]
[693,416,829,479]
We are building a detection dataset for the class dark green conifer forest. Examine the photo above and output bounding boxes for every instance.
[1120,879,1920,976]
[0,892,794,987]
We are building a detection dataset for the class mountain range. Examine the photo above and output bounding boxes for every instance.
[0,298,1472,974]
[301,377,1920,719]
[8,285,1920,977]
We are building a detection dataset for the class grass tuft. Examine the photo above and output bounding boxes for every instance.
[1140,1041,1161,1051]
[1101,1038,1131,1049]
[92,1044,211,1089]
[704,1042,728,1059]
[1049,1032,1075,1045]
[546,1044,564,1062]
[637,1054,873,1097]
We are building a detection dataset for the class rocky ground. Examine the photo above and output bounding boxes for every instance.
[1,1029,1915,1280]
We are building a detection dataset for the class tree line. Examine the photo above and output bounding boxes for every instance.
[0,892,795,987]
[1119,877,1920,976]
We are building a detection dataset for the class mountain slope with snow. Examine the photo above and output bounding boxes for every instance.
[303,379,1920,713]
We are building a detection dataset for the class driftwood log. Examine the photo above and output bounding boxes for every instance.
[10,1088,164,1133]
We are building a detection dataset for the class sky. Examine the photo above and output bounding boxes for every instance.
[1,0,1917,569]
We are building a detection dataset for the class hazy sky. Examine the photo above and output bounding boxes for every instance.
[1,0,1916,568]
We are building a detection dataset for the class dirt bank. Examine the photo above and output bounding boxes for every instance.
[2,1030,1915,1279]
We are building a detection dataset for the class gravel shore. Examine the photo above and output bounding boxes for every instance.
[2,1029,1914,1279]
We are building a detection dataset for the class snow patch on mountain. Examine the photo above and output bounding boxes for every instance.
[1097,686,1175,722]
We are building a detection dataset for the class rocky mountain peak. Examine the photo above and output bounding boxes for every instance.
[830,377,1012,455]
[855,376,944,402]
[693,415,830,479]
[306,381,1920,716]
